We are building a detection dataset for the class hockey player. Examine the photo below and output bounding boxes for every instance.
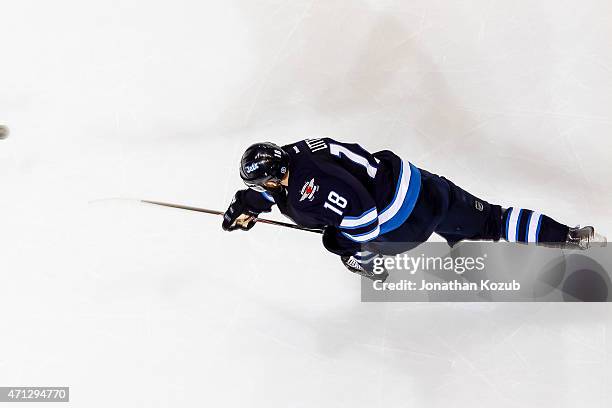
[222,139,606,281]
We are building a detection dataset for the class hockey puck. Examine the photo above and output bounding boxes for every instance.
[0,125,9,139]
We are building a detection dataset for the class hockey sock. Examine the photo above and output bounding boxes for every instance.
[501,207,569,244]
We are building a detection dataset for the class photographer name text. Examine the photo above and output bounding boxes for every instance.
[373,279,521,291]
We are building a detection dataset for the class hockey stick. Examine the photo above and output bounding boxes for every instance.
[141,199,324,234]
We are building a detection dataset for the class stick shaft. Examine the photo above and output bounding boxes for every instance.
[141,200,324,234]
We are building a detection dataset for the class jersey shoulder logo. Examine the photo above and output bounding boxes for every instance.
[299,178,319,202]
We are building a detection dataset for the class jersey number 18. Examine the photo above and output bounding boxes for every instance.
[323,191,347,216]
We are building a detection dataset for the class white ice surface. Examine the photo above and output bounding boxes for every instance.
[1,1,612,407]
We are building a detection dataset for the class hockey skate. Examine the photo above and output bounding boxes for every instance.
[564,226,607,250]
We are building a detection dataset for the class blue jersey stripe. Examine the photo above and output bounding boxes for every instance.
[379,162,421,235]
[535,215,543,243]
[505,208,512,240]
[341,225,381,242]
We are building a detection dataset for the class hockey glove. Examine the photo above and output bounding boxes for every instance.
[341,255,388,282]
[322,226,362,256]
[222,191,260,231]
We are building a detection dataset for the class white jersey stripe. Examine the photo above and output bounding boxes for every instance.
[527,212,542,243]
[378,159,411,225]
[340,208,378,229]
[329,143,378,178]
[341,226,381,243]
[507,208,521,242]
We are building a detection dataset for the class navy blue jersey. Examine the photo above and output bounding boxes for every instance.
[242,138,422,257]
[235,138,573,267]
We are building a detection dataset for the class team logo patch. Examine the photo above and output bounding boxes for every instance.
[300,178,319,202]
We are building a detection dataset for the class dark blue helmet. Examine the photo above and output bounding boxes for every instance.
[239,142,290,192]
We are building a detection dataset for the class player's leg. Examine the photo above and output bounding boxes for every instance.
[500,208,605,249]
[501,207,566,245]
[432,175,606,249]
[431,175,502,245]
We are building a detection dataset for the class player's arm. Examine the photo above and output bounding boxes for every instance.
[221,189,276,231]
[298,174,388,281]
